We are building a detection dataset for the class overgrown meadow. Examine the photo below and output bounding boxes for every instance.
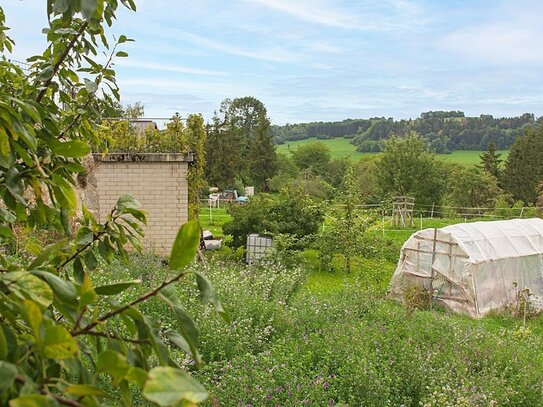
[96,231,543,406]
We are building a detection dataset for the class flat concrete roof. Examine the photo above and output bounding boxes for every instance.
[93,152,195,162]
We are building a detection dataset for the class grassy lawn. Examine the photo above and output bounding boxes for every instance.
[276,137,509,166]
[277,137,366,160]
[199,205,232,237]
[439,149,509,166]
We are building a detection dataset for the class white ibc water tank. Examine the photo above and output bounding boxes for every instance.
[246,233,273,264]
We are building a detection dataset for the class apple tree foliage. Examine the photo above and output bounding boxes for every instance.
[0,1,226,405]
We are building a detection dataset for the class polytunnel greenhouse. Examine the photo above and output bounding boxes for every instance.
[389,218,543,317]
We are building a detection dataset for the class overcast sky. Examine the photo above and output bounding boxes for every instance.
[3,0,543,124]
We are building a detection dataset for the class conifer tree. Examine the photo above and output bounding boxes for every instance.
[502,125,543,203]
[248,110,277,191]
[477,141,502,179]
[205,97,278,190]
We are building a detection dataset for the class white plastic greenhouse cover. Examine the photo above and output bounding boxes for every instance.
[389,218,543,317]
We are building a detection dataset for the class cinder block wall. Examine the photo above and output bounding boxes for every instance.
[88,153,193,255]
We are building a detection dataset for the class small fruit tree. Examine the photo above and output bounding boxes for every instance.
[0,2,226,405]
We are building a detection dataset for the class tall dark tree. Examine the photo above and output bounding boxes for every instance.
[205,112,238,189]
[248,112,277,190]
[477,141,502,179]
[205,97,278,190]
[502,125,543,204]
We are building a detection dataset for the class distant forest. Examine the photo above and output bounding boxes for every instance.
[271,111,541,153]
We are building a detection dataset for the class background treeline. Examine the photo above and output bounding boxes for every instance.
[271,111,541,153]
[101,98,543,209]
[268,124,543,212]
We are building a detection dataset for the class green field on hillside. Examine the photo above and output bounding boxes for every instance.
[276,137,509,166]
[277,137,365,160]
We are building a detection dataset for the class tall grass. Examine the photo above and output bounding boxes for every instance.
[95,253,543,406]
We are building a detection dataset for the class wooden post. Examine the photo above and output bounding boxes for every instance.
[430,203,435,219]
[430,228,438,311]
[448,234,453,297]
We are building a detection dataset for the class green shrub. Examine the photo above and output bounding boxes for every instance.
[223,188,323,249]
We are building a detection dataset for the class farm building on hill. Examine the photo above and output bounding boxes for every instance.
[389,218,543,317]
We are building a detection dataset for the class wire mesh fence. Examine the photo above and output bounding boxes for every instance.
[8,59,35,76]
[198,197,542,234]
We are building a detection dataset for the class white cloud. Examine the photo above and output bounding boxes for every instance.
[443,24,543,64]
[441,4,543,65]
[243,0,428,32]
[115,60,227,77]
[244,0,360,29]
[173,30,300,63]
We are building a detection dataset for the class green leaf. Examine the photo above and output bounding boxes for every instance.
[82,204,96,225]
[84,250,97,271]
[78,273,97,308]
[121,0,137,11]
[97,350,130,386]
[169,221,199,270]
[42,325,79,359]
[95,280,141,295]
[0,361,17,392]
[65,384,107,397]
[116,194,140,211]
[76,227,94,245]
[60,207,71,237]
[164,329,201,367]
[80,0,99,20]
[142,366,208,406]
[73,258,84,283]
[30,269,78,303]
[84,78,98,93]
[29,239,69,269]
[98,239,114,261]
[158,286,201,364]
[120,380,131,406]
[116,51,128,57]
[0,208,16,223]
[194,272,230,323]
[2,272,54,309]
[55,28,78,35]
[0,127,10,157]
[52,184,77,213]
[122,207,147,225]
[23,299,43,335]
[125,367,148,387]
[52,0,70,14]
[0,324,7,359]
[51,140,91,158]
[9,394,58,407]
